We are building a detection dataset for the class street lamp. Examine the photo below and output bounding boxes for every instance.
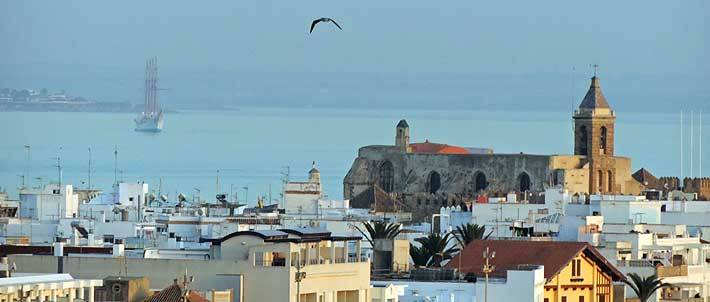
[482,247,496,302]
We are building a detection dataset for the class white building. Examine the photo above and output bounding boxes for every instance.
[284,163,323,215]
[18,184,79,221]
[115,182,148,208]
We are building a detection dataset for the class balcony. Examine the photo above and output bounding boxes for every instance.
[656,265,688,278]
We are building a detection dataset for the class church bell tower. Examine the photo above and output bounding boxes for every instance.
[573,74,617,194]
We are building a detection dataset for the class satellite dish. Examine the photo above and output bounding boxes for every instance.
[112,207,121,214]
[178,193,187,202]
[148,193,156,202]
[160,195,168,202]
[197,209,204,216]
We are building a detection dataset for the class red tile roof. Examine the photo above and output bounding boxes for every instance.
[445,240,624,282]
[147,284,210,302]
[410,140,471,155]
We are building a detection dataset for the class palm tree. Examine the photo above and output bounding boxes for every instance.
[409,244,431,268]
[622,273,669,302]
[354,221,403,246]
[453,223,491,246]
[415,232,460,267]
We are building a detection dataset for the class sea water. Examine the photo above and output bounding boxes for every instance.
[0,107,706,206]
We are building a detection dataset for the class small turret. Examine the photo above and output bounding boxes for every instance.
[308,161,321,184]
[395,119,410,152]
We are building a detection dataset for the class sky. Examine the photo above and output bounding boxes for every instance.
[0,0,708,111]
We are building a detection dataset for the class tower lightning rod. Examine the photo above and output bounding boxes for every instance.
[681,111,684,180]
[700,110,703,177]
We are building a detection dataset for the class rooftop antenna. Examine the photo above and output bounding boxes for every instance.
[51,146,63,190]
[24,145,31,189]
[281,165,290,209]
[114,145,118,185]
[700,110,703,177]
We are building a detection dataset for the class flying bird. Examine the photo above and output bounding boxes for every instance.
[310,18,342,33]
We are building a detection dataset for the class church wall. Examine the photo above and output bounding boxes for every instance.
[344,147,553,198]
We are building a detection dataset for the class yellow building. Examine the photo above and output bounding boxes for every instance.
[448,240,625,302]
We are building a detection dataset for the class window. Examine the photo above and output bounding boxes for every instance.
[607,170,613,192]
[578,125,588,155]
[428,171,441,194]
[579,296,584,302]
[474,172,488,192]
[598,296,605,302]
[600,126,607,154]
[597,170,603,193]
[518,172,531,192]
[378,161,394,193]
[572,259,576,276]
[572,259,582,277]
[562,297,567,302]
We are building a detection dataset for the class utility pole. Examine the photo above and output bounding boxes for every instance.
[295,253,306,302]
[482,247,496,302]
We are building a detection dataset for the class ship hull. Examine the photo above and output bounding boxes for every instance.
[134,112,164,132]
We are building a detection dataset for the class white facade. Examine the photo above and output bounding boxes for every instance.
[478,265,546,302]
[18,184,79,221]
[370,280,475,302]
[116,182,148,208]
[591,195,662,224]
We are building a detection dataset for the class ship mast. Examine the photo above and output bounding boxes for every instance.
[143,58,150,114]
[142,57,160,115]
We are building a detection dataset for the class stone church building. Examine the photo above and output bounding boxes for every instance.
[343,76,646,218]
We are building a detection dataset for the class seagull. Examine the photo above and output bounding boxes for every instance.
[310,18,343,33]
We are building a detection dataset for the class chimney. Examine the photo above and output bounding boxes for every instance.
[53,242,65,257]
[113,242,125,257]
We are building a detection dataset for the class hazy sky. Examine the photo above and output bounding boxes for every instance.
[1,0,708,110]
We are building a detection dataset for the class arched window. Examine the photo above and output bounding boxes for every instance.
[518,172,531,192]
[428,171,441,194]
[597,170,603,193]
[600,126,608,154]
[379,161,394,193]
[474,172,488,193]
[607,170,613,192]
[578,125,588,155]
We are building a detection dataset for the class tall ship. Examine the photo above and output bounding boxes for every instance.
[134,56,164,132]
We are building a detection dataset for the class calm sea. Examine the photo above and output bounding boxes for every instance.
[0,108,706,205]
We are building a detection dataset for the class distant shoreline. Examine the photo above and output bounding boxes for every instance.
[0,101,179,114]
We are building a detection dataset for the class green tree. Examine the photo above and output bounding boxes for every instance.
[409,244,431,268]
[453,223,491,246]
[415,232,460,267]
[622,273,669,302]
[354,221,403,246]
